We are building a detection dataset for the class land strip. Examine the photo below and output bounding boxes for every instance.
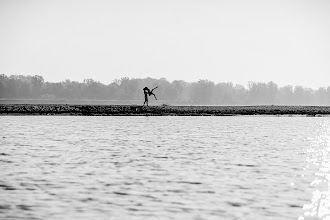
[0,104,330,116]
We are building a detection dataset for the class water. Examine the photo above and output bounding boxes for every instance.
[0,116,329,220]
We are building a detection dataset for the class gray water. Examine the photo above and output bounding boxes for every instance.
[0,116,329,220]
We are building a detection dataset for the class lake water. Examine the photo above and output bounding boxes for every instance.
[0,116,330,220]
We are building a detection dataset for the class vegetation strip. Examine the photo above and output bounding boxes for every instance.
[0,104,329,116]
[1,75,330,106]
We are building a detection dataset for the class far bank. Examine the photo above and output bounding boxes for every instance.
[0,104,330,116]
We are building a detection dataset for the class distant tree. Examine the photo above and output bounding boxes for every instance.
[154,78,171,100]
[60,79,82,99]
[293,86,305,105]
[304,88,315,105]
[31,75,44,98]
[169,80,187,102]
[278,85,293,105]
[115,77,140,100]
[267,81,278,104]
[107,82,119,99]
[191,79,214,104]
[32,75,44,88]
[233,84,248,104]
[0,74,9,98]
[214,82,234,104]
[315,87,327,105]
[82,78,107,99]
[248,82,269,104]
[327,87,330,105]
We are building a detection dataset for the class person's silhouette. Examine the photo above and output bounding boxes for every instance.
[144,86,158,100]
[143,88,149,106]
[143,86,158,106]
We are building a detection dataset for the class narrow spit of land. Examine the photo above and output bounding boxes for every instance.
[0,104,330,116]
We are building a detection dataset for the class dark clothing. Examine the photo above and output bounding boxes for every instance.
[143,89,148,106]
[143,86,157,105]
[144,90,148,100]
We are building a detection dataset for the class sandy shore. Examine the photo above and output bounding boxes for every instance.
[0,104,330,116]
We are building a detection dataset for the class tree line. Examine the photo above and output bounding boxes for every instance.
[0,74,329,105]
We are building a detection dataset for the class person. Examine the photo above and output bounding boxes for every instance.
[143,86,158,106]
[143,88,149,106]
[144,86,158,100]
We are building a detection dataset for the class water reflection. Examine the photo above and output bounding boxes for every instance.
[303,120,330,220]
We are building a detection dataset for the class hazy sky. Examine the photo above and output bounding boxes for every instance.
[1,0,329,88]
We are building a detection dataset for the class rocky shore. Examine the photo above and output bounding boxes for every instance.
[0,104,330,116]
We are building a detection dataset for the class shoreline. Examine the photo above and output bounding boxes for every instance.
[1,104,330,116]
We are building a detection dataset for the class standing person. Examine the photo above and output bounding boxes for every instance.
[143,88,149,106]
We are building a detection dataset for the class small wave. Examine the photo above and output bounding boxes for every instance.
[16,204,32,211]
[0,204,11,210]
[235,164,258,167]
[227,202,244,207]
[113,191,130,196]
[0,184,16,191]
[0,159,13,163]
[176,181,202,185]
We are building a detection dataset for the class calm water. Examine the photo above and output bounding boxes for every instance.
[0,116,329,220]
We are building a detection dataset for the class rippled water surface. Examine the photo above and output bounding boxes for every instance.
[1,116,330,220]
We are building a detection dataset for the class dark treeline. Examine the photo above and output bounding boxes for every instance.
[0,74,329,105]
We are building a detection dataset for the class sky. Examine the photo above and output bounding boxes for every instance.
[0,0,330,89]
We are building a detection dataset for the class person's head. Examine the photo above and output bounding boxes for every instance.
[143,87,148,90]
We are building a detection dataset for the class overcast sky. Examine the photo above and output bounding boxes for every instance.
[1,0,329,88]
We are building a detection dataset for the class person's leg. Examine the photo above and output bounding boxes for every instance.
[144,92,148,105]
[148,92,157,100]
[151,87,158,93]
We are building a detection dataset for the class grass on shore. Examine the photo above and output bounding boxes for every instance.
[0,104,329,116]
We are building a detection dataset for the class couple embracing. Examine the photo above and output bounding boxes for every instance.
[143,86,158,106]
